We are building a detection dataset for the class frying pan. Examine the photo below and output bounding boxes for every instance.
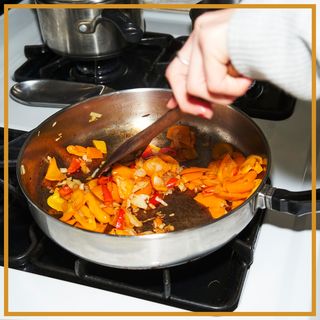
[16,88,317,269]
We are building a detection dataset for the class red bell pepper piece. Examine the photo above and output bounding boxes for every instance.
[67,158,81,174]
[101,184,113,203]
[166,177,178,188]
[149,193,161,206]
[58,185,73,198]
[115,208,125,229]
[98,176,113,185]
[160,147,177,156]
[141,145,154,159]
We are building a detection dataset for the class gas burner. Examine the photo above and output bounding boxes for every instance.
[70,57,128,84]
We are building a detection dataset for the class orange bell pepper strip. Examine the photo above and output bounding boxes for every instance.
[92,140,107,154]
[180,167,208,175]
[66,145,87,157]
[224,171,257,193]
[86,147,103,159]
[85,192,110,223]
[113,175,135,199]
[217,153,238,180]
[59,210,75,222]
[181,171,204,183]
[90,185,104,201]
[194,193,226,208]
[87,178,98,190]
[69,189,86,211]
[112,164,134,179]
[225,181,255,194]
[208,207,226,219]
[74,205,97,231]
[45,157,66,181]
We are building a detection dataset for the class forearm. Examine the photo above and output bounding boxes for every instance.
[228,8,319,100]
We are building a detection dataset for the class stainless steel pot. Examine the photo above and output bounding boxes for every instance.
[35,0,144,60]
[16,88,318,269]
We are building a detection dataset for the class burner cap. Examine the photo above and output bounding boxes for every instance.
[70,57,128,84]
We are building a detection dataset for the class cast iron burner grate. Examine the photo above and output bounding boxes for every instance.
[13,32,296,120]
[1,127,265,311]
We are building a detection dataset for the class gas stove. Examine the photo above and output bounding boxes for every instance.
[1,3,318,317]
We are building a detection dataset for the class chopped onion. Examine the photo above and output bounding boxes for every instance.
[131,194,149,210]
[134,168,147,177]
[155,196,168,206]
[132,180,148,193]
[20,164,26,175]
[89,111,102,123]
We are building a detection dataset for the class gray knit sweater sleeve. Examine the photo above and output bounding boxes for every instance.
[228,8,319,100]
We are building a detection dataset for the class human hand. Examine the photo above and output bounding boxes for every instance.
[165,9,253,119]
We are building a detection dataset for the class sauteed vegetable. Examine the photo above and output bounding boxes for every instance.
[42,125,267,235]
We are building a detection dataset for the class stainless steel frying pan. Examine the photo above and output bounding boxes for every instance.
[16,88,317,269]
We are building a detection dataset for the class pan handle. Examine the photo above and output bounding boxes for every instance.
[258,185,320,216]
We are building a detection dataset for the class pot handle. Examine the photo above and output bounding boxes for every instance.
[260,185,320,216]
[101,9,143,44]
